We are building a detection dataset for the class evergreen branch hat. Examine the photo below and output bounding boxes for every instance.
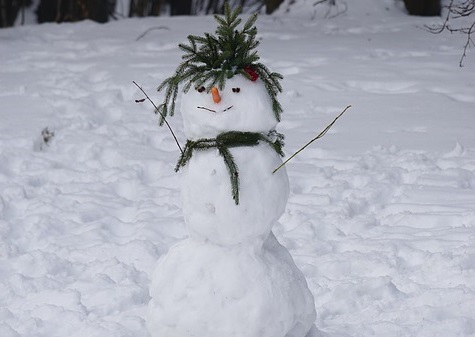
[156,3,284,125]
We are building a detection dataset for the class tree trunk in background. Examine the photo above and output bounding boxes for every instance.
[0,0,23,27]
[205,0,222,14]
[37,0,110,23]
[171,0,192,15]
[85,0,108,23]
[403,0,441,16]
[36,0,57,23]
[129,0,147,16]
[129,0,164,17]
[0,0,12,27]
[150,0,162,16]
[265,0,283,14]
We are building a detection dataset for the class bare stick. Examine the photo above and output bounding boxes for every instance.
[136,26,170,41]
[459,20,475,67]
[133,81,183,155]
[425,0,474,67]
[273,105,351,174]
[197,106,216,112]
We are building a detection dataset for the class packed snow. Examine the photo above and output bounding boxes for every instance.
[148,54,316,336]
[1,1,475,337]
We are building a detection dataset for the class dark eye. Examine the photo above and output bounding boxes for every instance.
[232,87,240,93]
[196,86,206,93]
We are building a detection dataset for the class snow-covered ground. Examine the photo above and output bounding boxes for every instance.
[1,1,474,336]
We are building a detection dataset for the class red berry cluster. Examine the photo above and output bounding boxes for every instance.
[244,65,259,81]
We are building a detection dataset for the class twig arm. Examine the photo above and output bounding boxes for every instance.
[273,105,351,174]
[133,81,184,155]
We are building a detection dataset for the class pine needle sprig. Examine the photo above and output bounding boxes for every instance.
[175,130,285,204]
[156,3,284,126]
[252,63,284,121]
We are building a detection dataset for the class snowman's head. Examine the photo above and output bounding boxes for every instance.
[155,5,283,135]
[181,75,278,139]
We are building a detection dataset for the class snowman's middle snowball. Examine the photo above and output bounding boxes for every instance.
[178,75,289,245]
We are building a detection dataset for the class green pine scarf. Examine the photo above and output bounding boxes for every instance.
[175,131,285,205]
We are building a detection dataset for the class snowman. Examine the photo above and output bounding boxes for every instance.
[147,5,316,337]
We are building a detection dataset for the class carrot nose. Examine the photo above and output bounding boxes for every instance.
[211,87,221,104]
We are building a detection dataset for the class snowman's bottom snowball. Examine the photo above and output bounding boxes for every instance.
[147,233,316,337]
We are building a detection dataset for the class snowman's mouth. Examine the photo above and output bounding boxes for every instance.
[197,105,233,113]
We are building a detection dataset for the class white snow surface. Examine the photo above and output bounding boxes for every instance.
[1,0,475,336]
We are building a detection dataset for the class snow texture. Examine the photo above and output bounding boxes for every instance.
[179,76,288,244]
[148,234,315,337]
[181,76,280,139]
[1,0,475,337]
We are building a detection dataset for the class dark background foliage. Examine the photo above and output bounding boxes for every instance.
[1,0,450,28]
